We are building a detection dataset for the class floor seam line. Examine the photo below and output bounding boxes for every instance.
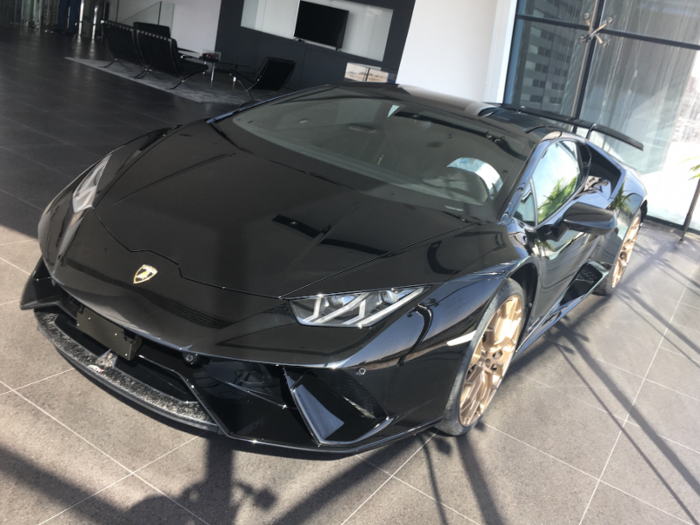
[0,255,31,275]
[0,299,20,306]
[339,433,436,525]
[0,187,43,211]
[641,379,700,403]
[577,283,688,525]
[622,420,700,457]
[392,477,482,524]
[511,371,628,420]
[0,238,35,247]
[481,423,599,480]
[132,473,213,525]
[36,474,135,525]
[0,380,134,473]
[597,480,694,525]
[14,369,74,391]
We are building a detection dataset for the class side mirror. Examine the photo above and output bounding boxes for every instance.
[562,202,616,236]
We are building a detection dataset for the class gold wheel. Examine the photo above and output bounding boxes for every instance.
[458,294,524,427]
[611,215,641,288]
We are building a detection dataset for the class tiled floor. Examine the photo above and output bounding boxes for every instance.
[2,29,700,525]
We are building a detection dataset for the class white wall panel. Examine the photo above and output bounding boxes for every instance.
[114,0,222,52]
[397,0,515,102]
[240,0,393,61]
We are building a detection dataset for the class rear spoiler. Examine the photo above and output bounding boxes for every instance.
[481,104,644,152]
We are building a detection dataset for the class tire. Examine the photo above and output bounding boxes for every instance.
[436,278,525,436]
[595,209,642,296]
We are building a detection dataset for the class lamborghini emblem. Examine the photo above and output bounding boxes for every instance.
[134,265,158,284]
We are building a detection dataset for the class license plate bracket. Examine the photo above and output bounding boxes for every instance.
[76,307,142,361]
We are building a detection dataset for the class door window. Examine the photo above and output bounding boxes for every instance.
[531,141,581,222]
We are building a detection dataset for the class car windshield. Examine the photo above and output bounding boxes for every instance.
[216,87,529,220]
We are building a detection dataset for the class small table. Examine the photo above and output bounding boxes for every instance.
[199,51,222,83]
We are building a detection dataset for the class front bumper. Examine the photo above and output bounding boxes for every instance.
[24,264,441,453]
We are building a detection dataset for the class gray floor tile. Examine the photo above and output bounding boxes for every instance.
[660,324,700,364]
[481,372,622,476]
[0,146,51,172]
[628,380,700,451]
[647,349,700,401]
[360,432,435,475]
[559,301,667,347]
[545,317,659,377]
[566,287,681,335]
[45,475,200,525]
[0,393,128,525]
[0,257,29,304]
[21,370,201,472]
[510,338,643,419]
[0,303,73,388]
[3,143,100,172]
[137,434,389,525]
[345,477,472,524]
[680,285,700,310]
[0,191,41,244]
[602,423,700,523]
[670,303,700,332]
[394,430,597,525]
[633,232,700,271]
[0,167,71,209]
[0,239,40,273]
[582,482,690,525]
[0,123,62,146]
[615,264,689,301]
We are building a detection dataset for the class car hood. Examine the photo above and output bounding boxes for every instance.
[95,121,469,297]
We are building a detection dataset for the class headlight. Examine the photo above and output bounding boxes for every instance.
[290,287,425,328]
[72,154,112,213]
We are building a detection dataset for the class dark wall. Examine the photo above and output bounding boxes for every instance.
[214,0,415,90]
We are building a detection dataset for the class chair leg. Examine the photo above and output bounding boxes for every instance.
[133,68,150,79]
[240,85,255,101]
[102,59,116,68]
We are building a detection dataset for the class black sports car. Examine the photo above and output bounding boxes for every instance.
[21,84,647,452]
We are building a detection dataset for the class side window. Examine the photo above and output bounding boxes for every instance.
[514,181,536,225]
[531,141,581,222]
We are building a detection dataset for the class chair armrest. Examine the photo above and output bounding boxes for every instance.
[177,48,199,58]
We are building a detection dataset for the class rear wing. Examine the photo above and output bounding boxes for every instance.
[481,104,644,152]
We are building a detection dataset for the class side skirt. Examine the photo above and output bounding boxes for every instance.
[514,262,607,357]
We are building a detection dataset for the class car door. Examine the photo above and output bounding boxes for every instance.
[523,140,600,323]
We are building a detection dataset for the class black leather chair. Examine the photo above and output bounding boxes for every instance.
[231,57,296,100]
[101,21,144,71]
[135,31,208,89]
[133,22,170,38]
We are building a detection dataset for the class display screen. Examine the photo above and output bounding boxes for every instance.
[294,1,349,49]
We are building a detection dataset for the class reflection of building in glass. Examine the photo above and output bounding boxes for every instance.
[508,0,700,174]
[510,0,587,115]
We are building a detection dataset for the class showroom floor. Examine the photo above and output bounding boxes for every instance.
[2,29,700,525]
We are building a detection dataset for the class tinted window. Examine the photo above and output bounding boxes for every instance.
[218,87,529,221]
[531,141,580,222]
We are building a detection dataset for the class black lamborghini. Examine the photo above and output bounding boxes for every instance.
[21,84,647,452]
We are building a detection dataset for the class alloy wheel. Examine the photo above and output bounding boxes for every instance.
[459,294,524,427]
[612,215,641,288]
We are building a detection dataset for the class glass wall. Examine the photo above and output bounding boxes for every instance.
[506,0,700,229]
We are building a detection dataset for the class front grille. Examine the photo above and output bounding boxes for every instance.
[53,310,196,402]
